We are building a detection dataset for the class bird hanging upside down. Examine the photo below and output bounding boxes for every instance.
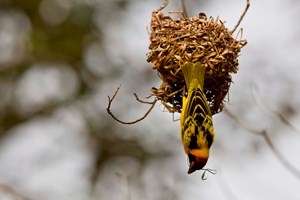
[180,62,215,174]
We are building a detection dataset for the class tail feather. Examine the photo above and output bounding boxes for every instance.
[181,62,206,90]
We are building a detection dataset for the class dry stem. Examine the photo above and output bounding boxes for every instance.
[224,108,300,180]
[231,0,250,33]
[0,182,32,200]
[156,0,169,12]
[180,0,188,18]
[106,85,157,125]
[134,93,154,104]
[251,84,299,132]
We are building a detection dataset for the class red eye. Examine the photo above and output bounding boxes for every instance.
[191,161,195,166]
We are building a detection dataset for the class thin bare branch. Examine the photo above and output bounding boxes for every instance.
[134,93,154,104]
[231,0,250,33]
[261,130,300,179]
[251,84,299,132]
[0,182,33,200]
[224,108,300,180]
[106,85,157,125]
[180,0,188,18]
[224,108,261,135]
[156,0,169,12]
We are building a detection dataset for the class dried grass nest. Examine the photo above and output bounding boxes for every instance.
[147,11,247,115]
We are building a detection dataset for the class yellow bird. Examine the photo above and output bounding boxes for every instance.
[180,62,215,174]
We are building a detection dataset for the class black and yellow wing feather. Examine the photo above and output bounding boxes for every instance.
[180,62,214,158]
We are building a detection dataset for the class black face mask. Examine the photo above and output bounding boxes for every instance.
[188,153,206,174]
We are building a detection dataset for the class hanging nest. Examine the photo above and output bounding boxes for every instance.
[107,0,249,125]
[147,10,247,115]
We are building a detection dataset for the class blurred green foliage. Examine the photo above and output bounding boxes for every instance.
[0,1,158,193]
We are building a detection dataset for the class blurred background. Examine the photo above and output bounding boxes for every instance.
[0,0,300,199]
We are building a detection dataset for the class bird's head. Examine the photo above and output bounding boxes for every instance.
[187,149,209,174]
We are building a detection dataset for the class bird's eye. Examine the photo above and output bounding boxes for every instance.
[191,161,195,166]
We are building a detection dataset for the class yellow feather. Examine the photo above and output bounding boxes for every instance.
[180,62,205,91]
[180,62,215,173]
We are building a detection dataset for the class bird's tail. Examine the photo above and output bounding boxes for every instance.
[181,62,206,91]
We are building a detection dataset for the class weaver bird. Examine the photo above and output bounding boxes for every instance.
[180,62,215,174]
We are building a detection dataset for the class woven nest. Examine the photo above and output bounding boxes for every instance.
[147,11,247,115]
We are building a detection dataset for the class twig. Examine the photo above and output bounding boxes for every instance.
[106,85,157,125]
[0,182,33,200]
[134,93,154,104]
[261,130,300,179]
[231,0,250,33]
[180,0,188,18]
[251,84,299,132]
[156,0,169,12]
[224,108,261,135]
[224,108,300,180]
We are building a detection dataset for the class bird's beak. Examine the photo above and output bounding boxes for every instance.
[187,166,196,174]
